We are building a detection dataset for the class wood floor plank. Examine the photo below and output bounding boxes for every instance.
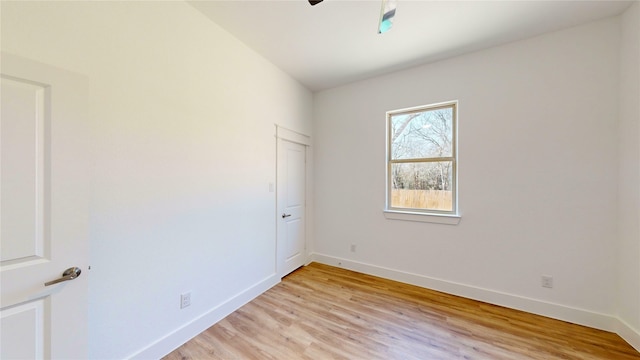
[164,263,640,359]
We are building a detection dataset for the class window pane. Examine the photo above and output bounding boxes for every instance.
[390,161,453,211]
[390,107,453,160]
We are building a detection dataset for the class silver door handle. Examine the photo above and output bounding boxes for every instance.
[44,267,81,286]
[282,213,291,218]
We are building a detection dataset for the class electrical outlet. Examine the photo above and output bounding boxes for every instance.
[541,276,553,289]
[350,244,357,252]
[180,292,191,309]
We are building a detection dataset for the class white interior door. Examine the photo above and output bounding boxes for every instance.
[1,53,90,359]
[277,139,306,278]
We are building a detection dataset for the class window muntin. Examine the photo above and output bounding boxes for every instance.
[387,102,457,215]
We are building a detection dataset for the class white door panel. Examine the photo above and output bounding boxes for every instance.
[1,53,89,359]
[285,218,303,261]
[277,139,306,277]
[0,77,46,263]
[1,299,45,359]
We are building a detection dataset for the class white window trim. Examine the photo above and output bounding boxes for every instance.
[383,210,461,225]
[384,100,460,224]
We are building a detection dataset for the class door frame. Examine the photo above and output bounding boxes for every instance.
[275,125,311,278]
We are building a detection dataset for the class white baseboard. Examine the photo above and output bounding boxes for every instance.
[615,317,640,353]
[127,273,280,360]
[310,253,616,333]
[124,255,640,359]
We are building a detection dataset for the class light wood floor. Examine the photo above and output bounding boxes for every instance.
[164,263,640,360]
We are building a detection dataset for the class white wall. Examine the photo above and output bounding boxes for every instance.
[617,2,640,348]
[1,2,312,359]
[313,17,621,328]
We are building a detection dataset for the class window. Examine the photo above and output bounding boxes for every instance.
[386,101,458,218]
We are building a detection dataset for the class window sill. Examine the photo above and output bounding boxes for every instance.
[383,210,461,225]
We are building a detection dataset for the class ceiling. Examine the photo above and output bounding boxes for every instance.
[189,0,633,91]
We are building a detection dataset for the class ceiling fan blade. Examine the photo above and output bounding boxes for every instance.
[309,0,323,6]
[378,0,397,34]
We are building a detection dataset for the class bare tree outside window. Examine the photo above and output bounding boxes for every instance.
[387,102,457,213]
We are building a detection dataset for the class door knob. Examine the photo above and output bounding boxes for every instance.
[44,267,81,286]
[282,213,292,218]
